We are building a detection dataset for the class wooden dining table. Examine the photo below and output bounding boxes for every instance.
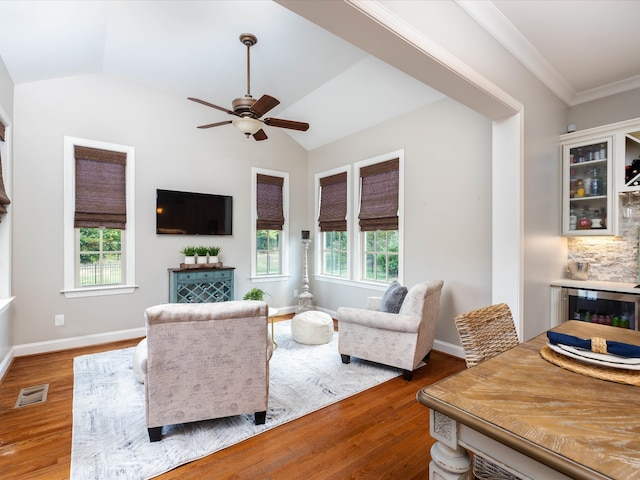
[417,320,640,480]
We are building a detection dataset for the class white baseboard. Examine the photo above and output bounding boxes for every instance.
[12,327,146,357]
[433,339,465,359]
[0,348,15,382]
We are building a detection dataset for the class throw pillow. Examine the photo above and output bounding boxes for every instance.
[379,281,408,314]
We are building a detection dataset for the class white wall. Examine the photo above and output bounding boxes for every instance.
[12,73,307,347]
[568,88,640,132]
[308,98,492,348]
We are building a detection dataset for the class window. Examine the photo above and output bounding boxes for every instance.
[251,168,289,278]
[63,137,136,297]
[356,152,403,284]
[317,170,348,277]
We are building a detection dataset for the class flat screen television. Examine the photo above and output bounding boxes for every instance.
[156,189,232,235]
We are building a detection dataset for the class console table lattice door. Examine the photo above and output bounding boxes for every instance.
[169,268,235,303]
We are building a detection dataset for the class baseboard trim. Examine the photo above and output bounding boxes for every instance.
[433,339,465,359]
[12,327,146,357]
[0,348,15,383]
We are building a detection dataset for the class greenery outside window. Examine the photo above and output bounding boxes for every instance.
[77,228,123,286]
[363,230,398,282]
[256,229,281,275]
[323,231,348,277]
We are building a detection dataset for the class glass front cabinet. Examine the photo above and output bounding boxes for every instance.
[562,136,614,236]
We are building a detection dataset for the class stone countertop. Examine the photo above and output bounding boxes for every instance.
[551,278,640,295]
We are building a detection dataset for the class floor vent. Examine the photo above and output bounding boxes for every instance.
[14,384,49,408]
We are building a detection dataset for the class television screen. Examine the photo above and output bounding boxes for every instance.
[156,189,232,235]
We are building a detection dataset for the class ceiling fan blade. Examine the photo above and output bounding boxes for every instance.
[188,97,239,117]
[251,95,280,117]
[263,117,310,131]
[253,129,268,141]
[197,120,232,129]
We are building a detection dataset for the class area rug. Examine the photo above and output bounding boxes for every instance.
[71,320,402,479]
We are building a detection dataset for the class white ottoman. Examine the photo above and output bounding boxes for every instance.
[291,311,334,345]
[133,337,147,384]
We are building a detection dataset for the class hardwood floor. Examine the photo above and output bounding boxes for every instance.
[0,319,465,479]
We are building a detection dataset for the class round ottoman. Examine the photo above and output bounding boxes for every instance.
[132,337,147,384]
[291,311,334,345]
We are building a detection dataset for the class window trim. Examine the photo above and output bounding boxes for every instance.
[62,136,137,298]
[314,165,351,280]
[354,150,404,285]
[250,167,289,281]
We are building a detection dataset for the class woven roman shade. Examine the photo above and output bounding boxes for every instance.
[256,173,285,230]
[0,122,10,218]
[318,172,347,232]
[74,145,127,229]
[358,158,399,231]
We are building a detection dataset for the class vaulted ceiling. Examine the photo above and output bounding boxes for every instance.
[0,1,637,150]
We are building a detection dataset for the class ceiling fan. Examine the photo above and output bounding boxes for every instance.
[188,33,309,141]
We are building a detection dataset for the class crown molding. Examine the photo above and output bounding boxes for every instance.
[457,0,576,105]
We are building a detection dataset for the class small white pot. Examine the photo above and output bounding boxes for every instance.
[184,256,196,265]
[209,255,218,264]
[196,255,208,264]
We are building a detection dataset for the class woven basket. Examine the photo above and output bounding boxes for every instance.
[454,303,519,368]
[473,454,521,480]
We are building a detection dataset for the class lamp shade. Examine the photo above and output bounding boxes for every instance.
[232,117,263,135]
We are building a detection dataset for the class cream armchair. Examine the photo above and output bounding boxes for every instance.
[142,300,272,442]
[336,280,444,381]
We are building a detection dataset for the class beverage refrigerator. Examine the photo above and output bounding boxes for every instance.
[561,287,640,330]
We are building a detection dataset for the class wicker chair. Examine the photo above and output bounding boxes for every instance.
[454,303,521,480]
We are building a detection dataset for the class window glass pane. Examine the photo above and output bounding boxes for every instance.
[375,230,387,251]
[388,254,399,279]
[256,251,268,274]
[365,253,375,279]
[80,228,99,252]
[103,229,121,251]
[365,231,375,251]
[388,230,399,252]
[321,231,348,277]
[256,229,282,275]
[340,252,348,276]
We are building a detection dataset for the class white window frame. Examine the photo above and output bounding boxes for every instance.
[314,165,351,280]
[354,149,404,286]
[62,136,137,298]
[250,167,289,281]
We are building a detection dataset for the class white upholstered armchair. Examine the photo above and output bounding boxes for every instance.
[142,300,273,442]
[336,280,444,381]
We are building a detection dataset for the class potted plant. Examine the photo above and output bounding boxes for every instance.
[195,246,209,264]
[180,246,197,265]
[243,288,269,301]
[207,246,221,264]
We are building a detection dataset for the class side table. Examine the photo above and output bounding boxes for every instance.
[268,307,279,350]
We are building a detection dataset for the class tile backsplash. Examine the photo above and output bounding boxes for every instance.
[567,208,640,283]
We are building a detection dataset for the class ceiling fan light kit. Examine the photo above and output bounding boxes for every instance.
[188,33,309,141]
[232,116,263,136]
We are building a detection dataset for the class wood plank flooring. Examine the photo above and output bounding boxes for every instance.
[0,319,465,479]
